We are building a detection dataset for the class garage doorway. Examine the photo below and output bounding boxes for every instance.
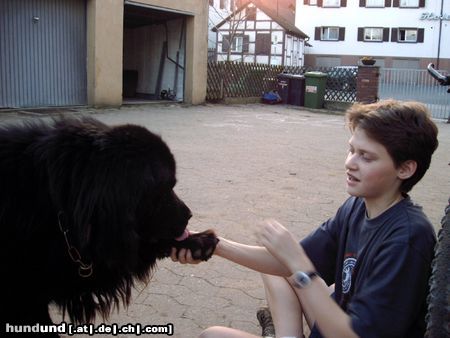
[123,1,190,103]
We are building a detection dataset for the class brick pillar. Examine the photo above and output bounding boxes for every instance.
[356,66,380,104]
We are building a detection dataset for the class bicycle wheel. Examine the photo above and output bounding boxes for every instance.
[425,199,450,338]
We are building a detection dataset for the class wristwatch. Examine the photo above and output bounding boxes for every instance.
[292,271,319,288]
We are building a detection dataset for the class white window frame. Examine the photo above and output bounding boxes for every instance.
[309,0,318,5]
[364,27,383,41]
[321,27,339,41]
[366,0,385,7]
[398,28,418,42]
[323,0,340,7]
[400,0,419,7]
[231,36,243,52]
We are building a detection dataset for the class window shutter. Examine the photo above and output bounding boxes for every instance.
[304,0,309,4]
[359,0,366,6]
[341,0,347,7]
[339,27,345,41]
[357,28,364,41]
[383,28,390,41]
[391,28,398,42]
[256,33,270,54]
[317,0,323,7]
[417,28,424,42]
[392,0,399,7]
[315,27,321,40]
[419,0,425,7]
[222,35,230,52]
[243,35,250,52]
[385,0,391,7]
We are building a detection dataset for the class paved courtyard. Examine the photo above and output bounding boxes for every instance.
[1,103,449,337]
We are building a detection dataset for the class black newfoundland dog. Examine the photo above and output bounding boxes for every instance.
[0,117,218,335]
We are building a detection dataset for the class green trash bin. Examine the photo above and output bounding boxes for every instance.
[304,71,327,109]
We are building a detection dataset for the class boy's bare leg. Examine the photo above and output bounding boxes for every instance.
[199,275,309,338]
[261,274,305,338]
[199,326,260,338]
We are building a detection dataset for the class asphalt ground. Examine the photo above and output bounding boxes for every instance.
[1,103,449,337]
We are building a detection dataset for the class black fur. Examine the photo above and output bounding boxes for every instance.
[0,117,218,335]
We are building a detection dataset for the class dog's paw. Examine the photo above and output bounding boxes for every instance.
[172,229,219,261]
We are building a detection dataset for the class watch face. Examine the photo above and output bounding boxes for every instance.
[294,271,311,288]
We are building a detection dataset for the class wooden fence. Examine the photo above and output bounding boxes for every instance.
[206,62,356,102]
[206,62,449,120]
[207,62,304,101]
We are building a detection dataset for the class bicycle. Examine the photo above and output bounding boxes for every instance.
[424,63,450,338]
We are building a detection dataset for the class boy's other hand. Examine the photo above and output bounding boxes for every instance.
[260,219,314,273]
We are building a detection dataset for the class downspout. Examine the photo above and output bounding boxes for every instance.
[436,0,444,69]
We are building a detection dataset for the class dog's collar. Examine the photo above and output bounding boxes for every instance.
[58,211,93,278]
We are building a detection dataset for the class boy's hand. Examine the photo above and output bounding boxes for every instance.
[170,229,219,263]
[171,229,219,261]
[170,247,203,264]
[259,219,314,274]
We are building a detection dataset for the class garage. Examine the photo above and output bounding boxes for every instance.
[123,1,191,103]
[0,0,87,108]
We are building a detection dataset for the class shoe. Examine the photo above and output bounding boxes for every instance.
[256,307,275,337]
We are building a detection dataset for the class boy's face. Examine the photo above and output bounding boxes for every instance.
[345,127,403,202]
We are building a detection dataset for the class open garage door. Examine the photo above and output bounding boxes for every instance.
[0,0,87,108]
[123,1,191,103]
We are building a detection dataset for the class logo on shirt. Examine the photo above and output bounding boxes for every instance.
[342,257,357,294]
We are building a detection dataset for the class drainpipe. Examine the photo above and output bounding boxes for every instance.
[436,0,444,69]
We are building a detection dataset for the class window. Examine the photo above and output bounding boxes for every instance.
[360,0,392,6]
[366,0,385,7]
[358,27,389,41]
[323,0,340,6]
[400,0,418,7]
[364,28,383,41]
[399,28,417,42]
[391,28,424,43]
[231,36,243,52]
[322,27,339,40]
[393,0,425,7]
[310,0,347,7]
[222,35,249,53]
[315,27,345,41]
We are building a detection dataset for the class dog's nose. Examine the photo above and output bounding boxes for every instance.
[186,208,193,220]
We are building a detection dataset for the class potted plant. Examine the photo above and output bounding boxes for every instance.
[361,56,376,66]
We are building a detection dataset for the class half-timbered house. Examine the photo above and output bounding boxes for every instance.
[212,0,309,66]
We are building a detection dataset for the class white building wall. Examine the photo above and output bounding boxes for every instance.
[296,0,450,68]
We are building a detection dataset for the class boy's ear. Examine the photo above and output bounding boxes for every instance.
[398,160,417,180]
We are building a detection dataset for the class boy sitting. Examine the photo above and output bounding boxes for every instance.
[173,99,439,338]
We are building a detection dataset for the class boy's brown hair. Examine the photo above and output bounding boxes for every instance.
[346,99,439,193]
